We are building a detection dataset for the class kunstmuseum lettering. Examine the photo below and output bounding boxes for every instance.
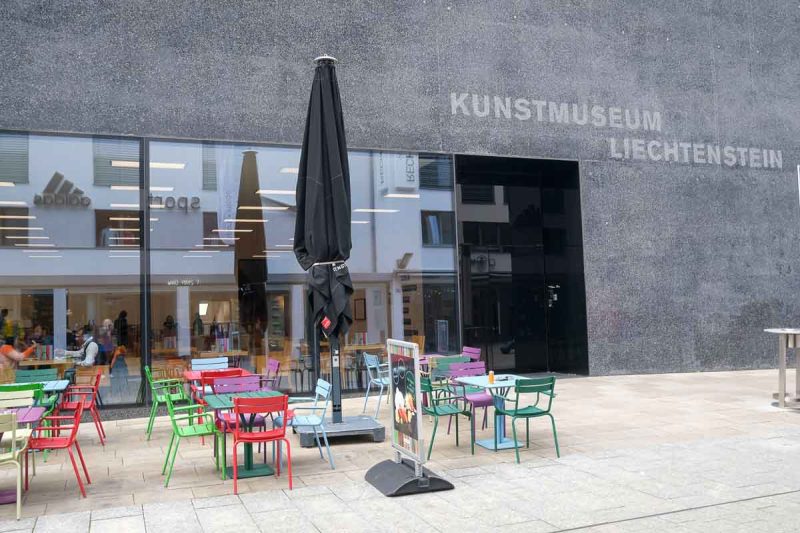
[450,92,784,170]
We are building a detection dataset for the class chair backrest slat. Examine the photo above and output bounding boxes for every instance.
[461,346,482,361]
[0,389,36,409]
[212,375,262,394]
[429,355,470,379]
[233,395,288,435]
[191,357,228,371]
[15,368,58,383]
[515,376,556,395]
[447,361,486,378]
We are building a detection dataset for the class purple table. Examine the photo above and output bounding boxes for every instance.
[0,407,45,505]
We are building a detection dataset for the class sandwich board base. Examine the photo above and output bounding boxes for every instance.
[365,458,454,497]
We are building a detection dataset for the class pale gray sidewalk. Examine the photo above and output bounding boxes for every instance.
[6,425,800,532]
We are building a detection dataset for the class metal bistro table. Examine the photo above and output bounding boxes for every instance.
[765,328,800,408]
[203,391,282,479]
[454,374,526,451]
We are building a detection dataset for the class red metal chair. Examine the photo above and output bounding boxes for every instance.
[59,370,106,445]
[231,395,291,494]
[27,403,90,497]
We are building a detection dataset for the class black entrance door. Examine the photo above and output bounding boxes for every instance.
[456,155,588,375]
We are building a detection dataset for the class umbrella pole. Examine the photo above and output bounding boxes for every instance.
[329,333,343,424]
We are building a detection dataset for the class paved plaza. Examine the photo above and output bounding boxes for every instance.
[0,369,798,532]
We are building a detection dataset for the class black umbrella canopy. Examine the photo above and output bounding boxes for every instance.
[294,57,353,340]
[235,150,268,349]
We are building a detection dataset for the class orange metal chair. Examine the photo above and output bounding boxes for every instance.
[27,403,90,497]
[59,370,106,445]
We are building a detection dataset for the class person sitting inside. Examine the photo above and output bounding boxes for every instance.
[0,338,36,369]
[59,327,102,367]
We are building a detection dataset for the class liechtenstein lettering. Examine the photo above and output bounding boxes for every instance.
[33,172,91,207]
[450,92,783,170]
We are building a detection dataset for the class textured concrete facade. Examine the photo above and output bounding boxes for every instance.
[1,1,798,374]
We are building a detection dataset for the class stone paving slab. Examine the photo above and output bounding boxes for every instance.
[0,369,795,531]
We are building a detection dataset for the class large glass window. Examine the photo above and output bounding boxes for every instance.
[0,132,143,404]
[148,142,459,393]
[0,130,460,404]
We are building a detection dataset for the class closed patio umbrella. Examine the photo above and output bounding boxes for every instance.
[294,55,353,423]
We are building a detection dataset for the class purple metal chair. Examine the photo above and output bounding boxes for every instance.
[213,375,271,460]
[447,361,492,436]
[462,346,482,361]
[260,358,281,391]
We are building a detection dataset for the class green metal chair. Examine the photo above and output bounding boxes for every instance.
[161,394,223,487]
[494,376,560,463]
[419,375,473,459]
[144,365,190,441]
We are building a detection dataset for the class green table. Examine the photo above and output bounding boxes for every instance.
[203,391,282,479]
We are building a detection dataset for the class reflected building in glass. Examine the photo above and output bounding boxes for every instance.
[0,133,460,404]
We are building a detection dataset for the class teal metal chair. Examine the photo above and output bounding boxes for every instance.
[144,366,190,440]
[362,353,390,418]
[15,368,58,384]
[276,379,335,469]
[494,376,560,463]
[419,375,473,459]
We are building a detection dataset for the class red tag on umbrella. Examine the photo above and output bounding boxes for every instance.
[321,316,332,330]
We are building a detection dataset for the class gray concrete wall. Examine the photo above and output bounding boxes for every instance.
[2,1,799,374]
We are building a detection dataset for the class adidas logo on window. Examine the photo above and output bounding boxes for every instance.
[33,172,92,208]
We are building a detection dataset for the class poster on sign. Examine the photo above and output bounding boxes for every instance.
[386,339,424,464]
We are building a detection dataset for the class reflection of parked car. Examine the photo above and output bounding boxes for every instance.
[500,339,515,354]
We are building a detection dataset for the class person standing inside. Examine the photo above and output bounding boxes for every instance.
[109,311,129,376]
[0,338,36,369]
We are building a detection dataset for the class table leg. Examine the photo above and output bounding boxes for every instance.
[474,386,520,451]
[779,334,787,408]
[795,335,800,400]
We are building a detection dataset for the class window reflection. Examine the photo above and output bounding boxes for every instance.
[149,141,459,393]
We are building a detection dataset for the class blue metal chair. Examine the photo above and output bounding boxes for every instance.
[362,353,390,418]
[275,379,335,469]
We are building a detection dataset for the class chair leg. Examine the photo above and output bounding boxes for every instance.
[164,436,180,487]
[548,414,560,458]
[455,415,459,447]
[93,406,106,439]
[320,427,334,470]
[15,459,21,520]
[67,448,87,497]
[219,433,227,481]
[232,441,239,495]
[312,428,324,459]
[90,408,105,446]
[146,401,158,440]
[74,441,91,484]
[162,433,175,475]
[482,407,488,430]
[470,410,475,456]
[428,418,438,460]
[362,382,371,413]
[511,418,520,464]
[375,384,383,419]
[23,449,28,492]
[526,418,530,448]
[282,437,293,489]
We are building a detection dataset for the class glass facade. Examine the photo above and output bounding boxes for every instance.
[0,131,460,404]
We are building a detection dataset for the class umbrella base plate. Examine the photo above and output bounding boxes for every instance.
[296,415,385,447]
[365,459,454,497]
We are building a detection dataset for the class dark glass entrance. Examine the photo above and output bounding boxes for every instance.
[456,155,588,374]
